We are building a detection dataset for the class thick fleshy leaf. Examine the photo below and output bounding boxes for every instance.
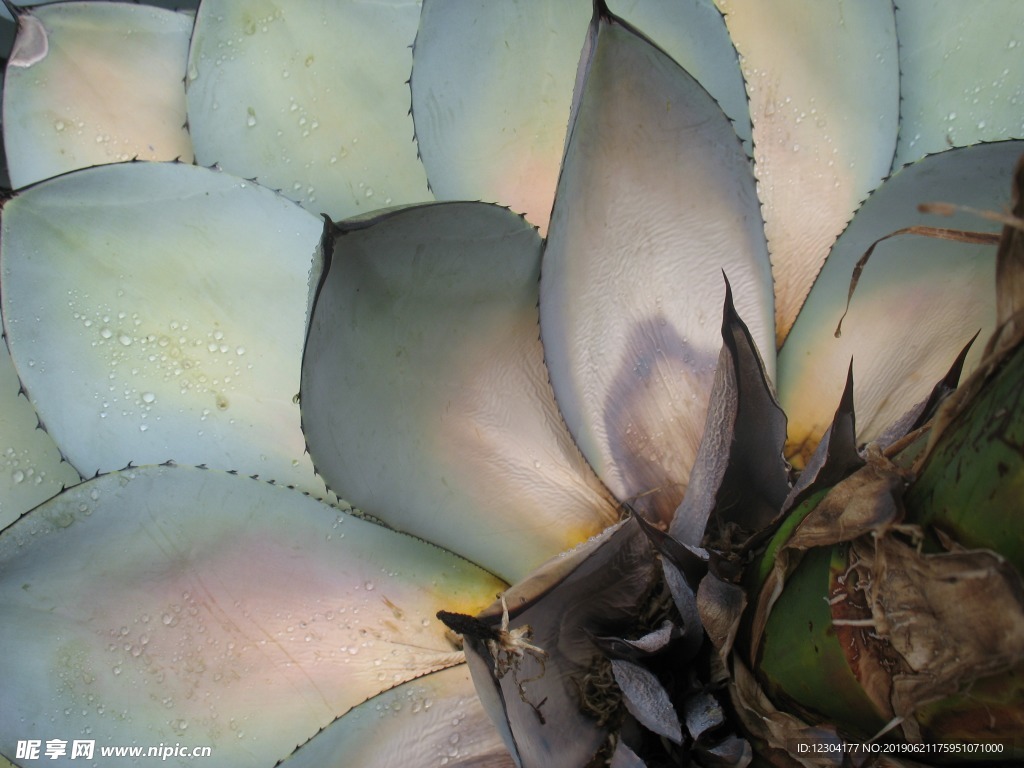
[715,0,899,344]
[0,337,80,529]
[302,202,618,583]
[411,0,590,233]
[541,11,774,525]
[908,339,1024,574]
[186,0,431,221]
[754,507,898,737]
[412,0,752,234]
[463,519,659,768]
[0,162,328,497]
[2,2,194,189]
[893,1,1024,169]
[0,465,503,766]
[778,142,1020,466]
[279,666,513,768]
[607,0,751,155]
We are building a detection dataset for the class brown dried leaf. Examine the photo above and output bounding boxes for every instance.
[785,450,906,552]
[852,535,1024,740]
[728,659,848,768]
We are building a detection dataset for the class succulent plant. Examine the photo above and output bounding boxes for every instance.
[0,1,1022,766]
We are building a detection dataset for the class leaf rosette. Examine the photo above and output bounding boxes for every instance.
[0,1,1022,766]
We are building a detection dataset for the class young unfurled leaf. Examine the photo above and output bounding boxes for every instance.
[670,280,789,564]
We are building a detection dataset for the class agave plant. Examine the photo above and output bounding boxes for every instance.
[0,0,1022,766]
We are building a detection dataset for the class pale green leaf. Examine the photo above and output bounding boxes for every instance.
[894,0,1024,168]
[0,336,79,530]
[1,162,327,497]
[3,2,193,189]
[411,0,590,234]
[186,0,431,221]
[715,0,899,344]
[0,465,502,767]
[280,666,513,768]
[608,0,751,154]
[302,202,618,582]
